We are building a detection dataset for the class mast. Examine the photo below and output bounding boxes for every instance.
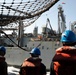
[58,5,66,34]
[18,20,24,47]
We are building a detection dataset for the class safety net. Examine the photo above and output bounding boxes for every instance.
[0,0,59,29]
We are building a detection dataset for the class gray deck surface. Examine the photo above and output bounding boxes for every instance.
[8,66,50,75]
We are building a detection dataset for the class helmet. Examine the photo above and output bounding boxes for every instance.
[0,46,6,54]
[61,30,76,43]
[30,47,41,55]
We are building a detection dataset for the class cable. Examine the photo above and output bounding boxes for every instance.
[0,30,30,52]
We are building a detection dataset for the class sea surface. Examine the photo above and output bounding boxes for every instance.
[8,66,50,75]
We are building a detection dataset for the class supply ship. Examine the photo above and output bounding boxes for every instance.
[0,0,76,72]
[0,5,69,70]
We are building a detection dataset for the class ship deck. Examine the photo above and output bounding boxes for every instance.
[8,66,50,75]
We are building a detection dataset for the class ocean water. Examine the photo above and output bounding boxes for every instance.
[8,66,50,75]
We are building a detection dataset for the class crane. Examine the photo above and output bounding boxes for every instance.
[46,18,53,32]
[58,5,66,34]
[45,18,56,36]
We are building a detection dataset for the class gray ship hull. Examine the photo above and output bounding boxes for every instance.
[5,41,62,70]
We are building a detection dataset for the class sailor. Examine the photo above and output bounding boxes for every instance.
[0,46,8,75]
[19,47,46,75]
[50,30,76,75]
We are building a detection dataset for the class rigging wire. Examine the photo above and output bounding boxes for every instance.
[0,29,42,51]
[0,30,31,52]
[0,0,59,51]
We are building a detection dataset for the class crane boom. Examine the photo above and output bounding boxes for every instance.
[46,18,53,30]
[58,5,66,34]
[45,18,56,36]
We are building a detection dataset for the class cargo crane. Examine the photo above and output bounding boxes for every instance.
[58,5,66,34]
[46,18,56,36]
[42,18,56,38]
